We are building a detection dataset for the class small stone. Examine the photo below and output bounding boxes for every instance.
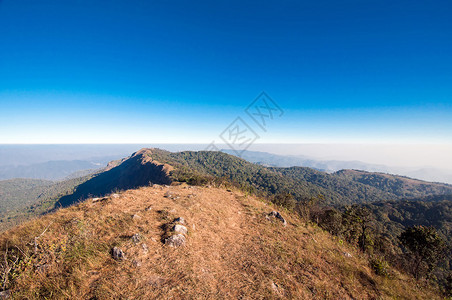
[145,206,153,211]
[308,286,317,295]
[141,243,149,253]
[132,214,141,220]
[173,217,186,224]
[111,193,120,199]
[131,233,141,243]
[92,196,108,203]
[147,276,166,287]
[271,281,284,295]
[111,247,125,260]
[34,264,49,273]
[0,290,11,299]
[165,234,186,247]
[268,211,287,226]
[164,191,172,198]
[172,224,188,235]
[132,259,142,267]
[343,252,352,258]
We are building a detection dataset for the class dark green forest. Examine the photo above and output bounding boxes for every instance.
[149,150,452,205]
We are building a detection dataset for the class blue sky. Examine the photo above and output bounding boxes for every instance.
[0,0,451,144]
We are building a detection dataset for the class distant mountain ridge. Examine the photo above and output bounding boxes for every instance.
[222,149,452,184]
[54,149,173,208]
[0,159,106,181]
[68,148,451,206]
[335,169,452,198]
[2,148,452,231]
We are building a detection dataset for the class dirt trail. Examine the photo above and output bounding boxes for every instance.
[90,184,254,298]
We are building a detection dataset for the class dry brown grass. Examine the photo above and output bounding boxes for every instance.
[0,184,442,299]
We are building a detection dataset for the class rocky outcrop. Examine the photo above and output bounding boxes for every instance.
[266,211,287,226]
[172,224,188,235]
[111,247,126,260]
[165,234,186,247]
[163,216,189,247]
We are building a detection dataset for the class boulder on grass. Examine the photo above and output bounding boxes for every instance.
[165,234,186,247]
[267,211,287,226]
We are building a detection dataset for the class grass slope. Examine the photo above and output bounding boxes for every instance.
[0,184,440,299]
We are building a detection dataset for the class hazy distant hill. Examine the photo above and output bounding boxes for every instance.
[334,169,452,198]
[222,149,389,172]
[0,158,116,181]
[222,149,452,184]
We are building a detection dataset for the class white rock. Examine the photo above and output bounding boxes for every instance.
[165,234,186,247]
[132,259,142,267]
[172,224,188,235]
[268,211,287,226]
[0,290,11,299]
[111,247,125,260]
[131,233,141,243]
[173,217,185,224]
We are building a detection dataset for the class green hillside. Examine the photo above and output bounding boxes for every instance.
[0,175,95,231]
[145,149,452,205]
[0,179,53,213]
[335,169,452,198]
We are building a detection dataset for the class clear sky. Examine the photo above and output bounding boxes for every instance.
[0,0,451,144]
